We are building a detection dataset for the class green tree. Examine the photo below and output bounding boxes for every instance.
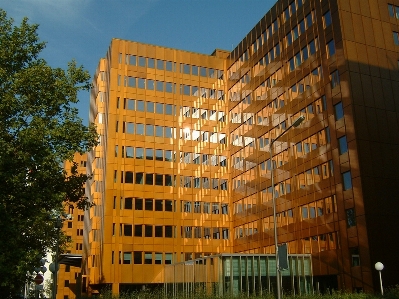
[0,9,97,297]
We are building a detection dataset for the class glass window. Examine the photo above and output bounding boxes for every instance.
[145,227,152,238]
[155,126,163,137]
[342,171,352,190]
[331,70,340,88]
[182,64,190,74]
[156,103,163,114]
[146,102,154,113]
[147,79,154,90]
[155,174,163,186]
[323,10,332,27]
[157,59,164,70]
[125,197,133,209]
[351,247,360,266]
[124,224,132,236]
[327,39,336,57]
[126,122,134,134]
[165,226,173,237]
[306,12,313,28]
[309,39,316,55]
[145,199,153,210]
[129,55,137,66]
[134,251,142,264]
[165,61,172,71]
[138,78,145,89]
[136,123,144,135]
[165,150,173,162]
[145,173,153,185]
[155,227,163,238]
[136,148,144,159]
[148,58,155,68]
[346,208,356,227]
[338,136,348,154]
[334,102,344,120]
[125,172,133,184]
[156,81,164,91]
[155,149,163,161]
[299,19,306,34]
[393,32,399,46]
[165,200,173,212]
[145,148,153,160]
[165,175,173,186]
[146,124,154,136]
[138,56,146,67]
[126,99,135,110]
[192,65,198,75]
[165,82,173,93]
[137,100,145,111]
[134,225,142,237]
[200,67,207,77]
[165,104,173,115]
[135,172,144,184]
[135,198,143,210]
[164,127,173,138]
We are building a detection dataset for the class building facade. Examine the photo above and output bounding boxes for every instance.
[58,0,399,297]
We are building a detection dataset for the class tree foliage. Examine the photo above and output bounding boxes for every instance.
[0,9,98,297]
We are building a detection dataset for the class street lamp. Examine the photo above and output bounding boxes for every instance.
[374,262,384,296]
[270,115,305,299]
[49,216,63,299]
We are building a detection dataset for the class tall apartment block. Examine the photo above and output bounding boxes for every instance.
[58,0,399,297]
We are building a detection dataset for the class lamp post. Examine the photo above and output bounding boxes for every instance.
[270,115,305,299]
[50,216,63,299]
[374,262,384,296]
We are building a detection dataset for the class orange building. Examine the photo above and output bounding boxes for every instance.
[59,0,399,297]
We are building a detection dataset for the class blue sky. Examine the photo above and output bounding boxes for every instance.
[0,0,275,124]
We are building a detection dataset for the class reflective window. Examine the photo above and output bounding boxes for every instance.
[156,103,163,114]
[147,101,154,113]
[165,104,173,115]
[146,124,154,136]
[135,172,144,184]
[148,58,155,68]
[338,136,348,154]
[126,146,134,158]
[136,148,144,159]
[323,10,332,27]
[327,39,336,57]
[145,173,153,185]
[145,148,153,160]
[157,59,164,70]
[138,56,146,67]
[137,100,145,111]
[346,208,356,227]
[394,31,399,46]
[342,171,352,190]
[136,124,144,135]
[155,126,163,137]
[334,102,344,120]
[155,149,163,161]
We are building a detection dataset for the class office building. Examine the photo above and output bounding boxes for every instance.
[58,0,399,297]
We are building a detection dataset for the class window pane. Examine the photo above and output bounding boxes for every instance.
[145,173,153,185]
[338,136,348,154]
[135,172,144,184]
[165,104,173,115]
[342,171,352,190]
[155,126,163,137]
[136,124,144,135]
[346,208,356,227]
[135,198,143,210]
[136,148,144,159]
[334,102,344,120]
[323,10,332,27]
[146,148,153,160]
[155,174,163,186]
[156,103,163,114]
[137,100,145,111]
[157,59,164,70]
[146,124,154,136]
[145,199,153,211]
[147,102,154,113]
[155,149,163,161]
